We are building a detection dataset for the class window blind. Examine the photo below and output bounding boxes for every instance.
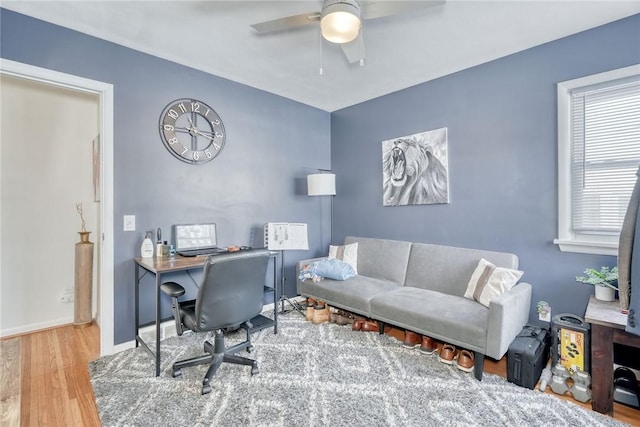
[570,78,640,235]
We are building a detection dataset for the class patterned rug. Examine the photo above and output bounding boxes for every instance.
[89,313,627,427]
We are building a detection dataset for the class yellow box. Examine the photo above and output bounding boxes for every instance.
[559,327,585,373]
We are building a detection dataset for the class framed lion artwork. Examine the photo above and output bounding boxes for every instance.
[382,127,449,206]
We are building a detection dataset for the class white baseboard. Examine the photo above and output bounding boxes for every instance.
[0,316,74,338]
[110,300,302,355]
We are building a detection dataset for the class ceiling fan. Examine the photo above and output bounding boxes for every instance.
[250,0,445,65]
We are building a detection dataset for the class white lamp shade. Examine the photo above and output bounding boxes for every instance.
[307,173,336,196]
[320,1,361,44]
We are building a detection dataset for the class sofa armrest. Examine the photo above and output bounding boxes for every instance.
[485,282,532,359]
[295,257,326,294]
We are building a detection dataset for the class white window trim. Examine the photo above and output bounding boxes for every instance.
[554,64,640,256]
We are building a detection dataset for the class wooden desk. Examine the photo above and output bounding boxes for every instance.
[134,251,278,376]
[585,296,640,414]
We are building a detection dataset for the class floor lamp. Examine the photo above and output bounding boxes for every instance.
[307,172,336,246]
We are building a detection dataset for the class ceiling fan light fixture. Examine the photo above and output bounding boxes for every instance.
[320,0,361,44]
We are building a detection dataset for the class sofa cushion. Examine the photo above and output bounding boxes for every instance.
[370,287,489,351]
[328,243,358,274]
[404,243,519,297]
[298,275,400,316]
[345,236,412,284]
[311,258,356,281]
[464,258,523,307]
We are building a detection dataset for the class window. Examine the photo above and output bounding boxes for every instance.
[555,65,640,256]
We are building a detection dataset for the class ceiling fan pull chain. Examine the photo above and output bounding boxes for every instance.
[319,26,324,76]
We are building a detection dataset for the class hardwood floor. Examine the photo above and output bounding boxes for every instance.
[0,323,638,426]
[1,323,101,427]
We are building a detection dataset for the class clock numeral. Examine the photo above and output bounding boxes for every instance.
[211,119,220,126]
[193,151,200,161]
[181,146,189,155]
[168,137,179,145]
[163,124,174,131]
[215,132,224,138]
[192,102,200,112]
[204,150,212,159]
[178,103,187,113]
[213,142,221,150]
[167,109,179,120]
[204,109,210,117]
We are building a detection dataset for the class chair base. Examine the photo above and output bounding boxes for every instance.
[171,329,259,395]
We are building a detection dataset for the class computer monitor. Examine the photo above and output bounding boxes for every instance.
[172,223,218,252]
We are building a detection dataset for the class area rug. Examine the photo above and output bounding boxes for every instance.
[90,313,627,427]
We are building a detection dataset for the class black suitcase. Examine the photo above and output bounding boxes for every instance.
[507,324,550,389]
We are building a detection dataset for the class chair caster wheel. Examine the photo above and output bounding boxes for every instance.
[201,378,211,395]
[251,364,259,375]
[172,368,182,378]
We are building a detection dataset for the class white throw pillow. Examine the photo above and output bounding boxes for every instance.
[464,258,523,308]
[328,242,358,275]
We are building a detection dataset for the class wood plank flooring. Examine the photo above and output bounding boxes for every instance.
[0,322,638,426]
[1,324,101,427]
[0,337,21,426]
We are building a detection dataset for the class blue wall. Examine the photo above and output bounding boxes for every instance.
[0,9,332,344]
[330,14,640,322]
[3,7,639,344]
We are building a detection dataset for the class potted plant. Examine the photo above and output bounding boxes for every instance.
[575,266,618,302]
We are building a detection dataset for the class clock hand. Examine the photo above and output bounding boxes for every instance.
[194,130,216,141]
[174,126,191,134]
[187,125,216,141]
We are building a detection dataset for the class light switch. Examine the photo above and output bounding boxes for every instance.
[123,215,136,231]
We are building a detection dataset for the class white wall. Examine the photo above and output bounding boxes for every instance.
[0,74,99,336]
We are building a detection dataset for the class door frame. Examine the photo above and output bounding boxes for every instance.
[0,58,115,355]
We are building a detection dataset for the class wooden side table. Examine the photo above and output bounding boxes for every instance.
[585,296,640,415]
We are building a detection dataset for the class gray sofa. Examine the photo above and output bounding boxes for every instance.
[296,236,532,380]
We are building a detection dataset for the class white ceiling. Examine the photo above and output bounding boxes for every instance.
[3,1,640,112]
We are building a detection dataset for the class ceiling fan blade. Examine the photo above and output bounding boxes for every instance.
[251,12,321,33]
[360,0,445,20]
[341,31,366,64]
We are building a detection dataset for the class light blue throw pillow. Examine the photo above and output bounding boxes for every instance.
[312,258,356,281]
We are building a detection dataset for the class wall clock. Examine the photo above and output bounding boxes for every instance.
[159,98,226,164]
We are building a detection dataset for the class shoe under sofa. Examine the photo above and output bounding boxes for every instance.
[296,236,533,380]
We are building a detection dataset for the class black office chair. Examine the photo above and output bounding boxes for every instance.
[160,249,271,394]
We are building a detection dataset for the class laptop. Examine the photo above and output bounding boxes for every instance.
[172,223,227,257]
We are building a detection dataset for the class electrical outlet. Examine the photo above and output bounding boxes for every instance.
[61,287,74,303]
[123,215,136,231]
[539,310,550,322]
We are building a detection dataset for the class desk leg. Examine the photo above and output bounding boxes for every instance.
[273,257,278,334]
[155,272,161,377]
[134,264,140,348]
[591,323,614,414]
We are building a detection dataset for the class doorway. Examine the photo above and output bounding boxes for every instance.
[0,59,114,355]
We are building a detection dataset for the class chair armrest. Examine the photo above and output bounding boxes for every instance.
[485,282,532,359]
[296,257,326,294]
[160,281,186,298]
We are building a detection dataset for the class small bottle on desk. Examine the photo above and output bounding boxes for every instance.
[156,228,163,258]
[141,231,154,258]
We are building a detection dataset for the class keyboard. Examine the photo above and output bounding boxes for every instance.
[177,248,228,257]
